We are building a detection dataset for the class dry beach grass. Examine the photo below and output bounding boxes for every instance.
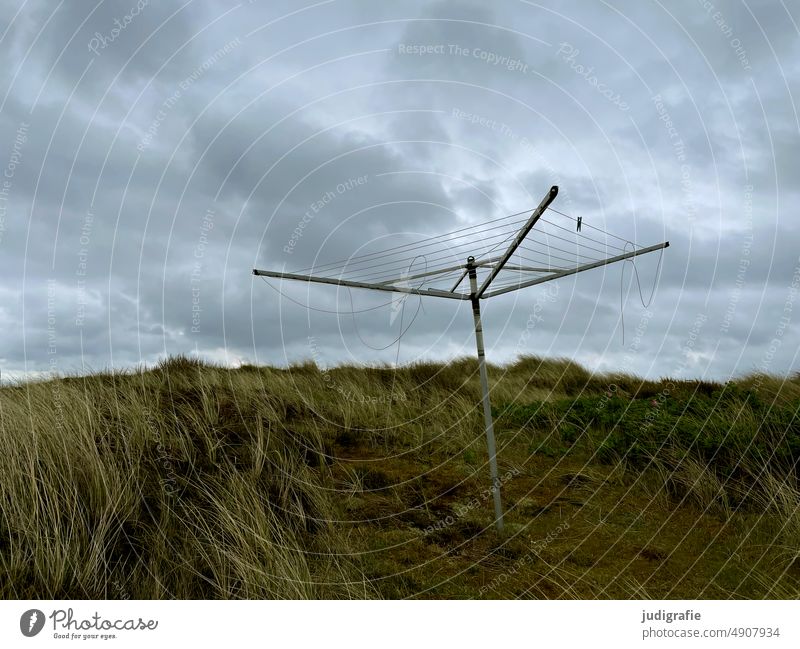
[1,355,799,599]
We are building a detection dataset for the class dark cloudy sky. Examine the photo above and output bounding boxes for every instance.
[1,0,797,381]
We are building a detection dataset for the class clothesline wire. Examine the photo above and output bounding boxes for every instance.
[340,228,538,282]
[546,206,640,245]
[276,203,655,291]
[519,243,604,265]
[537,216,628,252]
[291,218,530,280]
[320,220,623,284]
[291,206,536,274]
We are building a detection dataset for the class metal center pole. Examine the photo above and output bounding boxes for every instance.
[467,256,504,533]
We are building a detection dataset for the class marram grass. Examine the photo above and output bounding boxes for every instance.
[1,355,799,599]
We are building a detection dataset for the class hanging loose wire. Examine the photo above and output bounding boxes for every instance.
[539,204,665,346]
[346,286,424,350]
[346,255,427,351]
[619,241,665,345]
[385,283,409,430]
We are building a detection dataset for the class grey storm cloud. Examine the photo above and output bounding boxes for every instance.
[0,0,797,381]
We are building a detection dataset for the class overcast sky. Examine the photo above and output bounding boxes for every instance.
[0,0,797,381]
